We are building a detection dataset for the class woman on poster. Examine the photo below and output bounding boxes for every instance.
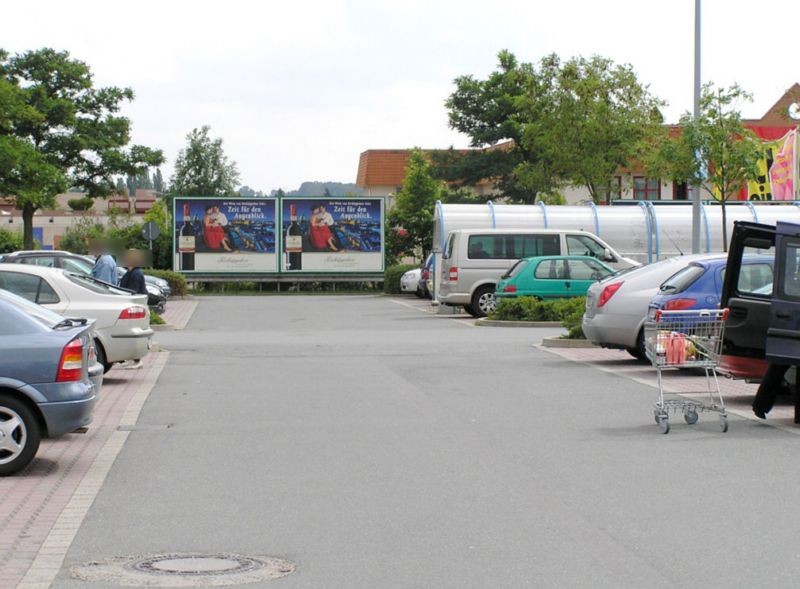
[309,205,339,251]
[203,205,234,252]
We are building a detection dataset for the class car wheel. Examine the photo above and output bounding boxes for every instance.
[634,328,648,362]
[95,340,113,374]
[470,285,496,318]
[0,394,41,476]
[415,287,425,299]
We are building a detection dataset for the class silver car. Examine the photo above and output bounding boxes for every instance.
[582,254,723,359]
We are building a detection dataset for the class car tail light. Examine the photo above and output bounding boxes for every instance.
[119,305,147,320]
[448,267,458,282]
[597,281,623,307]
[664,298,697,310]
[503,284,517,293]
[56,338,84,382]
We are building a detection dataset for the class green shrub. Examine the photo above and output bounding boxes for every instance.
[490,296,586,339]
[67,197,95,211]
[143,268,188,296]
[0,228,24,254]
[149,310,165,325]
[383,264,417,294]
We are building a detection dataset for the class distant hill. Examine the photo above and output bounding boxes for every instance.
[287,182,364,197]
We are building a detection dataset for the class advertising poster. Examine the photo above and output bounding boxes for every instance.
[280,198,384,272]
[174,198,278,272]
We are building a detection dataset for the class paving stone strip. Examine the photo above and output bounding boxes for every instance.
[0,351,170,589]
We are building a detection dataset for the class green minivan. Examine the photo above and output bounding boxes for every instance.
[495,255,616,300]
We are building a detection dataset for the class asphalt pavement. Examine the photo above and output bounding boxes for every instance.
[52,295,800,588]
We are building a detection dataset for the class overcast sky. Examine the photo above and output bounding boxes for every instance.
[2,0,796,192]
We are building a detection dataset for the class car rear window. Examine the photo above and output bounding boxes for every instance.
[0,301,48,335]
[66,273,131,296]
[502,260,527,279]
[659,265,705,294]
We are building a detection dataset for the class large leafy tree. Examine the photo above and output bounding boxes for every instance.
[438,50,664,203]
[0,48,163,248]
[169,126,240,201]
[386,149,443,261]
[648,83,762,250]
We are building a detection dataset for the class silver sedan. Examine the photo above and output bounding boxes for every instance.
[582,254,722,359]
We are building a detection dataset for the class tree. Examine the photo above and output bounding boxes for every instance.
[0,48,164,248]
[115,177,128,196]
[126,174,137,198]
[169,126,240,200]
[648,83,762,250]
[386,149,442,260]
[152,168,165,193]
[519,55,664,204]
[439,50,664,203]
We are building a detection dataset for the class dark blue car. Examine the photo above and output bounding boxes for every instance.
[650,255,774,312]
[0,296,98,475]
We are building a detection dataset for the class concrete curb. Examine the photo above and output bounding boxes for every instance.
[540,336,597,348]
[150,323,175,332]
[476,319,563,328]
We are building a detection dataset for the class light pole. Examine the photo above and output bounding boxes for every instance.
[691,0,702,254]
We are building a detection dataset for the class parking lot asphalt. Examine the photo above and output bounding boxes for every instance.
[16,294,800,588]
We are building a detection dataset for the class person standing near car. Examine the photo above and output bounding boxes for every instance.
[119,250,147,295]
[89,239,118,285]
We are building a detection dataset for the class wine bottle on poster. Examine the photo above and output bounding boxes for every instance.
[285,204,303,271]
[178,203,196,271]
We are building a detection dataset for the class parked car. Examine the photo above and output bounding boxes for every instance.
[582,254,722,359]
[0,288,104,395]
[0,264,153,372]
[400,268,422,294]
[496,256,616,301]
[0,297,98,475]
[649,255,773,312]
[438,228,638,317]
[418,253,434,299]
[2,250,172,297]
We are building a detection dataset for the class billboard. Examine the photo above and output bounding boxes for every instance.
[174,198,278,272]
[280,198,384,272]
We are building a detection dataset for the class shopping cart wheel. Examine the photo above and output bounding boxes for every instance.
[684,410,699,425]
[657,415,670,434]
[719,414,728,433]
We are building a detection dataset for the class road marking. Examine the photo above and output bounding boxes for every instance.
[17,352,170,589]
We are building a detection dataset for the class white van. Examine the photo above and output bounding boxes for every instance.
[438,228,639,317]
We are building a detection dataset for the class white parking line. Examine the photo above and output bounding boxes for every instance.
[387,298,476,327]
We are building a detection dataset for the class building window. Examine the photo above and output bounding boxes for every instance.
[633,176,661,200]
[595,176,622,204]
[673,181,688,200]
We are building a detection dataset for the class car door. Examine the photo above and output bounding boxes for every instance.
[532,259,569,298]
[565,259,611,296]
[765,222,800,364]
[720,221,776,359]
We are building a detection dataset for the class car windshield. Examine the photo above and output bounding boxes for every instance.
[66,273,132,296]
[659,265,705,293]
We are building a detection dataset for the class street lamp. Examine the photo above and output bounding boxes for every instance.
[691,0,702,254]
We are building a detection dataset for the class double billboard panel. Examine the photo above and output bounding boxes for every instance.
[174,197,384,274]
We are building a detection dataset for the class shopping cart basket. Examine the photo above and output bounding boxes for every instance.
[644,308,729,434]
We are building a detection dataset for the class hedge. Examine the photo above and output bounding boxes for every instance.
[144,268,188,297]
[383,264,417,294]
[490,296,586,339]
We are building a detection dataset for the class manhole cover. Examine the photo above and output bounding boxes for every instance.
[71,553,295,587]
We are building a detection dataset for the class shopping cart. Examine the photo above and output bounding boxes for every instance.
[644,308,730,434]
